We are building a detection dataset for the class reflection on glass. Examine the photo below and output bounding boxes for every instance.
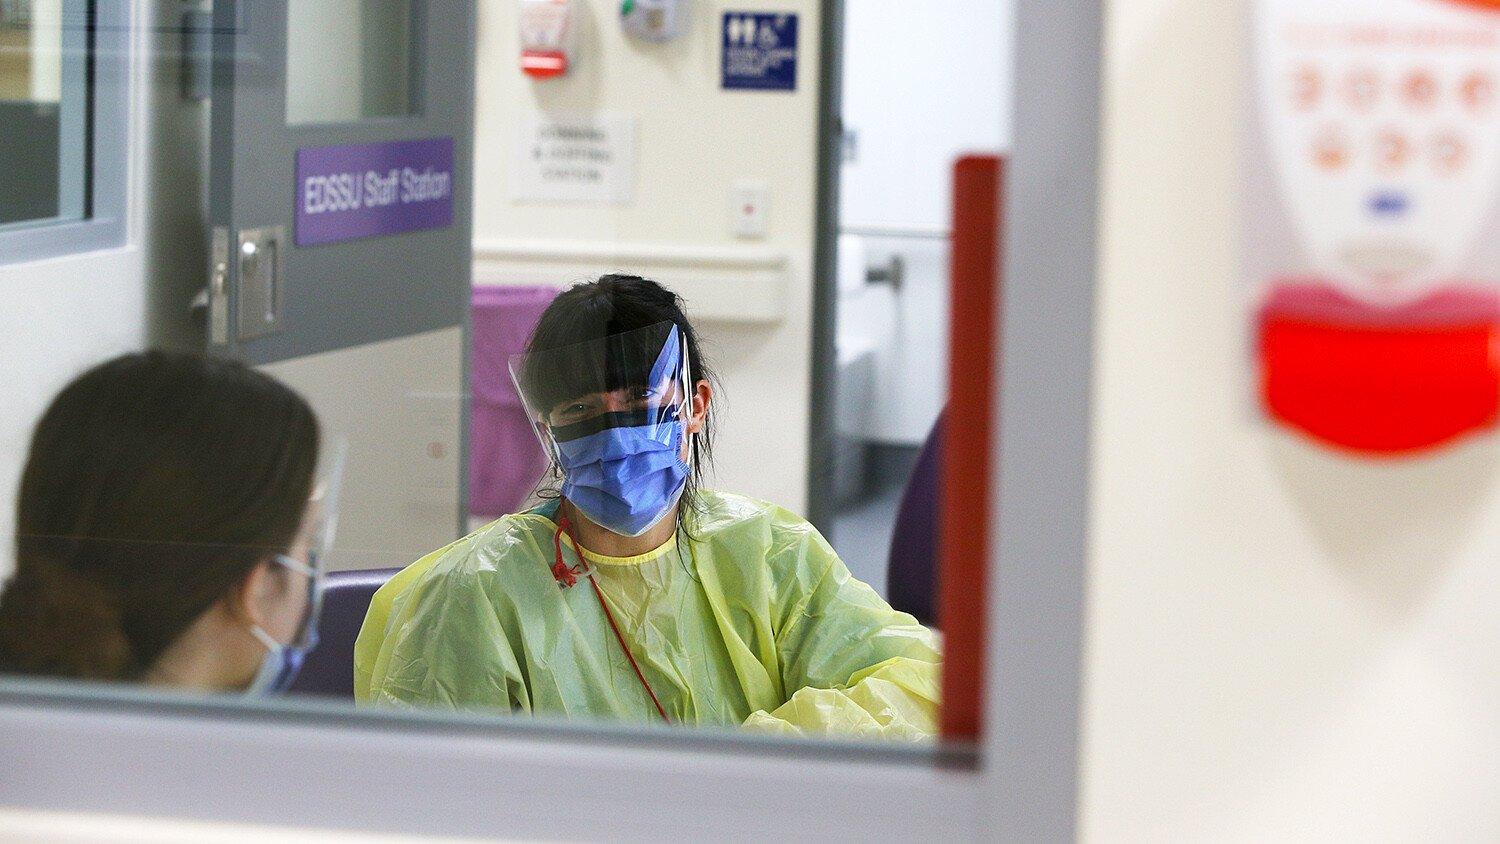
[0,0,84,228]
[356,276,943,742]
[0,287,943,745]
[286,0,413,125]
[0,353,325,695]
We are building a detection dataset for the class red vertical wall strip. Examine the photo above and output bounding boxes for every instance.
[940,155,1003,741]
[1442,0,1500,11]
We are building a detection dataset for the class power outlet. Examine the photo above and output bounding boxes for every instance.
[406,392,462,491]
[731,180,770,239]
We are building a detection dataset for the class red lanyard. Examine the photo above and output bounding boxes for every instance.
[552,515,671,724]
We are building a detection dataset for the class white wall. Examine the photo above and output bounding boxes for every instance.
[0,256,147,580]
[1081,1,1500,839]
[835,0,1012,447]
[0,0,154,580]
[27,0,62,102]
[264,329,465,572]
[839,0,1011,230]
[471,0,823,514]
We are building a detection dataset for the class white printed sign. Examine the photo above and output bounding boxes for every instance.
[509,112,637,204]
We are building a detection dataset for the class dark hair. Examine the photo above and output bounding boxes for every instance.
[522,274,717,523]
[0,351,320,681]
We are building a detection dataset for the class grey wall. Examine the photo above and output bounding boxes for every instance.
[0,103,61,225]
[143,0,214,351]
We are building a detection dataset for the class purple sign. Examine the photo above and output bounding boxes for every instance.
[296,137,455,246]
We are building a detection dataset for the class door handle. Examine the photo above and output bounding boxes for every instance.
[236,226,286,341]
[866,254,905,293]
[205,226,230,345]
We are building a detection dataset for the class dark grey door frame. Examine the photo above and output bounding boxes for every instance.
[805,0,845,532]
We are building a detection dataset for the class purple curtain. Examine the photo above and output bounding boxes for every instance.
[469,285,559,517]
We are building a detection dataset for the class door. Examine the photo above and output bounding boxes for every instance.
[208,0,477,571]
[208,0,474,364]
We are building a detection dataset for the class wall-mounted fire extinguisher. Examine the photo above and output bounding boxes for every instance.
[519,0,577,79]
[1248,0,1500,456]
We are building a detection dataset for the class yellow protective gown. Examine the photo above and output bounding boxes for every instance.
[354,490,940,741]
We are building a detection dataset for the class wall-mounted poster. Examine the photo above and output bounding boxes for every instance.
[1247,0,1500,456]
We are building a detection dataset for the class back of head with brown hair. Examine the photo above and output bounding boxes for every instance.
[0,351,320,681]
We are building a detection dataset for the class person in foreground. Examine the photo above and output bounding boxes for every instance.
[355,275,940,741]
[0,352,328,694]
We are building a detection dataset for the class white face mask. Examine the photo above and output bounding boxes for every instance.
[244,554,320,696]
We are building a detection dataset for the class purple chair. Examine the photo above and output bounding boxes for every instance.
[886,417,943,626]
[470,285,559,518]
[287,568,399,699]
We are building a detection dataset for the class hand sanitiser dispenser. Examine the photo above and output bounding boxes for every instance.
[1249,0,1500,455]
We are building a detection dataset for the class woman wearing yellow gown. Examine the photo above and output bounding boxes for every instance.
[356,276,940,740]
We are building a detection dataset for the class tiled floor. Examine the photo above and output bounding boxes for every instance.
[830,486,904,599]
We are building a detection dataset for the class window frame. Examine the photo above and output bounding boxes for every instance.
[0,0,1103,837]
[0,0,129,265]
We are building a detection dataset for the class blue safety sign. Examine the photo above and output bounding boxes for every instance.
[721,12,798,92]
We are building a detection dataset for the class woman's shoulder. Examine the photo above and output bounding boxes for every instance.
[385,511,560,598]
[688,491,843,602]
[690,490,826,546]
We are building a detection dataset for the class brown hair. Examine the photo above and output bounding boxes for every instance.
[0,351,319,681]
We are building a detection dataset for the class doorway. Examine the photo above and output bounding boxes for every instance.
[815,0,1013,604]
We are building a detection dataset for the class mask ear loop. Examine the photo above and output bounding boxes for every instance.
[676,326,694,470]
[532,418,566,493]
[544,424,564,475]
[673,328,702,584]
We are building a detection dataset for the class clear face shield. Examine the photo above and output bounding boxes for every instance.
[247,438,346,694]
[290,437,347,647]
[508,321,694,537]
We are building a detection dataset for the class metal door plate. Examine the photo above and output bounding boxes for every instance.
[237,226,286,340]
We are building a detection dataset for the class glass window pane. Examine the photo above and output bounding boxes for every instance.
[0,0,86,229]
[286,0,414,125]
[0,0,991,765]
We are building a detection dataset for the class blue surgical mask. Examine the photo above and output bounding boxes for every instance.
[549,326,693,537]
[554,408,691,537]
[246,553,322,695]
